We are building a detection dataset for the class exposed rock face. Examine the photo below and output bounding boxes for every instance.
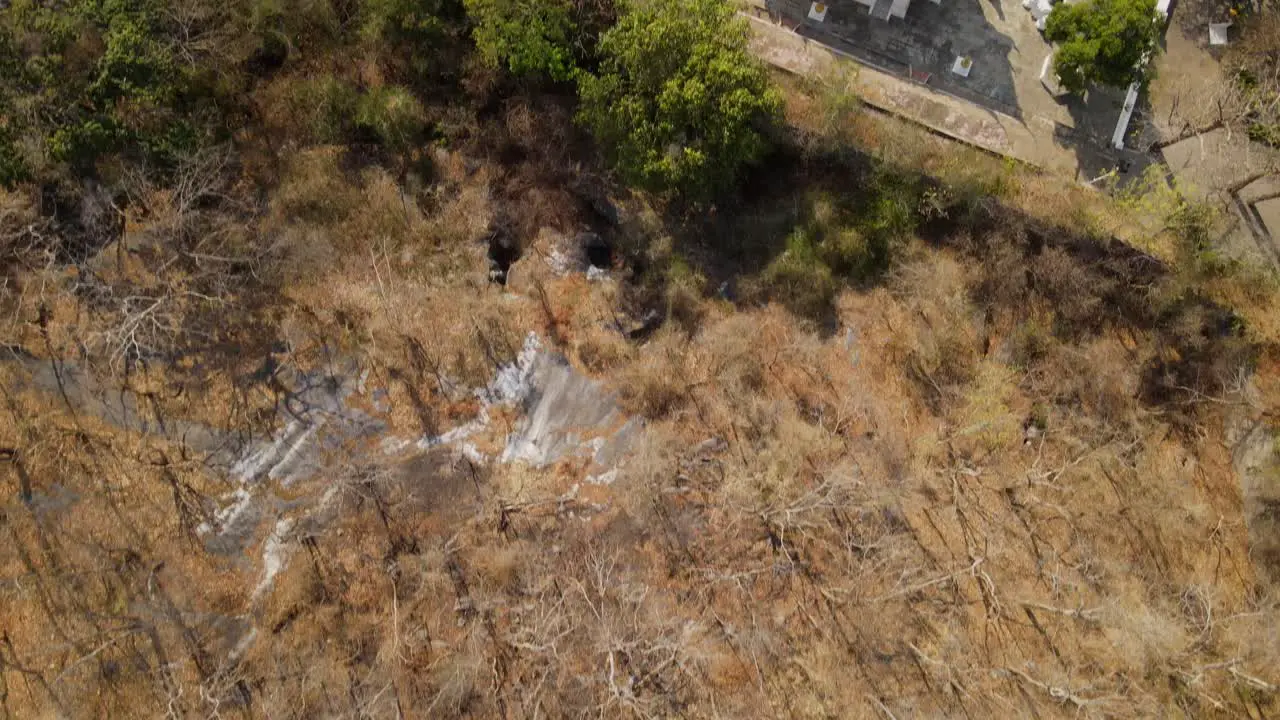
[1235,419,1280,586]
[14,353,228,459]
[209,362,386,556]
[7,329,642,669]
[501,351,640,480]
[212,332,640,609]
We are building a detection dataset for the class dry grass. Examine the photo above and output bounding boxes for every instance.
[0,363,243,717]
[617,340,692,418]
[519,226,1277,717]
[4,76,1279,720]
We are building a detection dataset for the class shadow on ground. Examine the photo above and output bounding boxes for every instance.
[616,130,1250,427]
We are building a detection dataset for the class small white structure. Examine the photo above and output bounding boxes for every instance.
[1039,52,1068,96]
[1209,22,1231,46]
[1023,0,1054,31]
[808,2,829,21]
[852,0,910,20]
[1112,86,1140,148]
[951,56,973,77]
[1110,0,1172,149]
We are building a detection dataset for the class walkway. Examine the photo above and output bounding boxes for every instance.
[744,11,1123,180]
[747,6,1280,269]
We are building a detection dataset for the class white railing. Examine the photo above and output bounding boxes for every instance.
[1111,0,1171,149]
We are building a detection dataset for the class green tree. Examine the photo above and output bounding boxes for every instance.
[0,29,30,186]
[577,0,781,198]
[0,0,220,184]
[463,0,576,81]
[1044,0,1163,93]
[0,123,29,188]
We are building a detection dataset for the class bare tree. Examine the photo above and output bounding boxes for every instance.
[1152,12,1280,153]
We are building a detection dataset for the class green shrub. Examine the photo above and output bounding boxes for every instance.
[796,67,861,154]
[1011,317,1054,368]
[762,228,837,319]
[247,0,341,50]
[289,78,426,151]
[361,0,448,47]
[938,154,1019,211]
[0,125,29,187]
[356,85,427,150]
[463,0,576,81]
[1248,121,1280,148]
[820,226,875,276]
[293,75,360,143]
[664,255,707,335]
[577,0,781,198]
[803,172,917,283]
[862,169,920,246]
[756,181,916,318]
[1168,196,1216,255]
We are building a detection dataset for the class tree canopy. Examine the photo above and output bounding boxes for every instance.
[576,0,781,198]
[0,0,211,184]
[1044,0,1163,93]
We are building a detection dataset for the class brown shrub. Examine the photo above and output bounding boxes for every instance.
[618,346,689,418]
[949,359,1024,461]
[666,275,707,337]
[471,542,527,594]
[972,229,1029,313]
[889,254,981,400]
[1041,337,1139,433]
[575,330,633,373]
[262,559,326,633]
[1030,246,1115,336]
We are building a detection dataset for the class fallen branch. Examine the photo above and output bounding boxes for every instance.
[868,695,899,720]
[1000,666,1113,710]
[1229,665,1277,693]
[874,557,984,602]
[1021,601,1104,625]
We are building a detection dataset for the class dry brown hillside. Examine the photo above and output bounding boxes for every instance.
[2,3,1280,717]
